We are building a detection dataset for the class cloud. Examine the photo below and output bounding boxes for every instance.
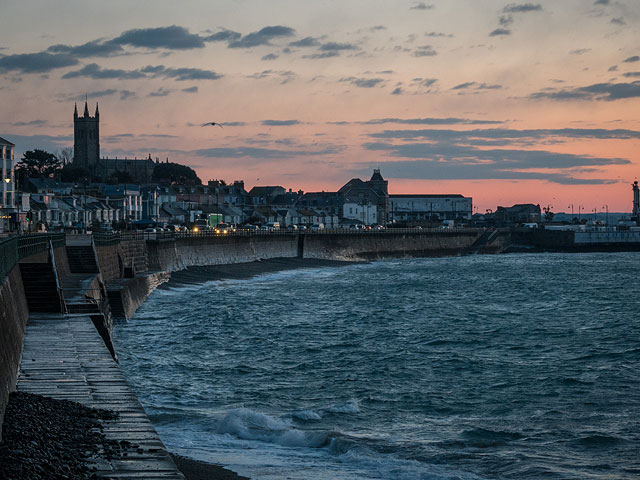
[362,135,627,184]
[502,3,543,13]
[611,17,626,25]
[12,119,48,126]
[261,53,279,61]
[228,25,296,48]
[62,63,222,81]
[120,90,136,100]
[203,29,242,42]
[425,31,453,37]
[193,145,341,159]
[262,119,301,126]
[47,40,124,58]
[182,86,198,93]
[219,122,245,127]
[62,63,146,79]
[569,48,591,55]
[594,0,610,4]
[392,87,404,95]
[452,82,502,91]
[0,52,77,73]
[340,77,385,88]
[248,69,296,84]
[319,42,358,51]
[529,81,640,101]
[413,45,437,57]
[289,37,321,47]
[0,134,72,156]
[362,117,503,126]
[410,2,434,9]
[302,51,340,59]
[608,65,618,72]
[112,25,205,50]
[489,28,511,36]
[412,78,438,88]
[148,87,171,97]
[623,56,640,63]
[623,72,640,78]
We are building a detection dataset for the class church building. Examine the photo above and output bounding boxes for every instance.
[73,101,156,183]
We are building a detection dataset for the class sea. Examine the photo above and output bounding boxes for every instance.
[113,253,640,480]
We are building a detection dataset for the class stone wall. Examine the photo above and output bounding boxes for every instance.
[0,266,30,442]
[95,244,121,283]
[302,231,481,260]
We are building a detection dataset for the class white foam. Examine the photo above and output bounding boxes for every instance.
[292,409,323,421]
[326,399,360,414]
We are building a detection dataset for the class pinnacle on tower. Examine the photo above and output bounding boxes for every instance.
[74,102,78,118]
[95,102,99,117]
[83,100,89,117]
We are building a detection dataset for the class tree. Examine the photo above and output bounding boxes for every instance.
[108,170,136,185]
[60,164,91,183]
[15,149,62,185]
[56,147,74,166]
[152,162,201,185]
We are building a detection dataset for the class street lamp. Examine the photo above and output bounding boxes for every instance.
[602,205,609,227]
[568,204,574,220]
[592,207,597,223]
[578,205,583,222]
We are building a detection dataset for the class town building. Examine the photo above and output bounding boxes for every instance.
[389,194,473,223]
[338,169,389,225]
[494,204,541,224]
[0,137,17,232]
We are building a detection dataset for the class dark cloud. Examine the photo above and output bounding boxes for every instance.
[392,87,404,95]
[499,15,514,27]
[193,145,341,159]
[0,52,77,73]
[623,55,640,63]
[611,17,626,25]
[362,135,627,184]
[262,120,301,126]
[529,81,640,101]
[594,0,610,4]
[261,53,279,61]
[12,119,47,126]
[425,31,453,37]
[452,82,502,91]
[412,78,438,88]
[248,69,295,84]
[289,37,321,47]
[319,42,358,51]
[120,90,135,100]
[413,45,437,57]
[0,133,72,156]
[362,118,503,126]
[410,2,434,9]
[203,29,242,42]
[220,122,245,127]
[340,77,385,88]
[502,3,543,13]
[302,51,340,59]
[608,65,618,72]
[182,86,198,93]
[47,40,124,58]
[112,25,205,50]
[63,63,222,81]
[489,28,511,36]
[228,26,296,48]
[623,72,640,78]
[62,63,146,79]
[148,88,171,97]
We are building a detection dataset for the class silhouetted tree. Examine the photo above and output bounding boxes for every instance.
[152,162,201,185]
[15,149,62,185]
[56,147,74,166]
[60,164,92,183]
[108,170,136,184]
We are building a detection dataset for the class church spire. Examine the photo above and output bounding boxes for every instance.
[74,102,78,119]
[95,102,99,118]
[83,100,89,117]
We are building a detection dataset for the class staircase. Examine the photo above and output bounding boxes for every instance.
[66,246,99,274]
[19,263,64,313]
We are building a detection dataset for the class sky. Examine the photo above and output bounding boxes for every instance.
[1,0,639,213]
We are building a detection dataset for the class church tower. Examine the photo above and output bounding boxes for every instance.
[73,101,100,170]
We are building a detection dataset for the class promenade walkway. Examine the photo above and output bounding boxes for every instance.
[17,312,184,479]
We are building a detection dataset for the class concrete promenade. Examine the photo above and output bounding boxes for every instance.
[17,312,184,479]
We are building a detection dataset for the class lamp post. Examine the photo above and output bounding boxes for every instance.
[578,205,583,222]
[602,205,609,227]
[593,207,597,223]
[568,204,574,221]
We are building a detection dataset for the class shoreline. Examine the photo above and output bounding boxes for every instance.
[170,453,250,480]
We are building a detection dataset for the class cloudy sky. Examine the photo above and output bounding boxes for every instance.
[1,0,639,212]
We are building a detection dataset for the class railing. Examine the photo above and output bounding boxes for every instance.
[0,233,67,279]
[93,232,121,246]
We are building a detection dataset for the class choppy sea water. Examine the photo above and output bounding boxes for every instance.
[114,253,640,479]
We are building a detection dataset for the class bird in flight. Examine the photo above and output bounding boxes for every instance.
[202,122,223,128]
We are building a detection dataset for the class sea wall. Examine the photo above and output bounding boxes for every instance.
[107,271,170,319]
[0,265,30,442]
[302,231,481,260]
[96,240,148,283]
[146,235,299,272]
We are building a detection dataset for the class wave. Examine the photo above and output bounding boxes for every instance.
[460,427,523,448]
[576,434,626,448]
